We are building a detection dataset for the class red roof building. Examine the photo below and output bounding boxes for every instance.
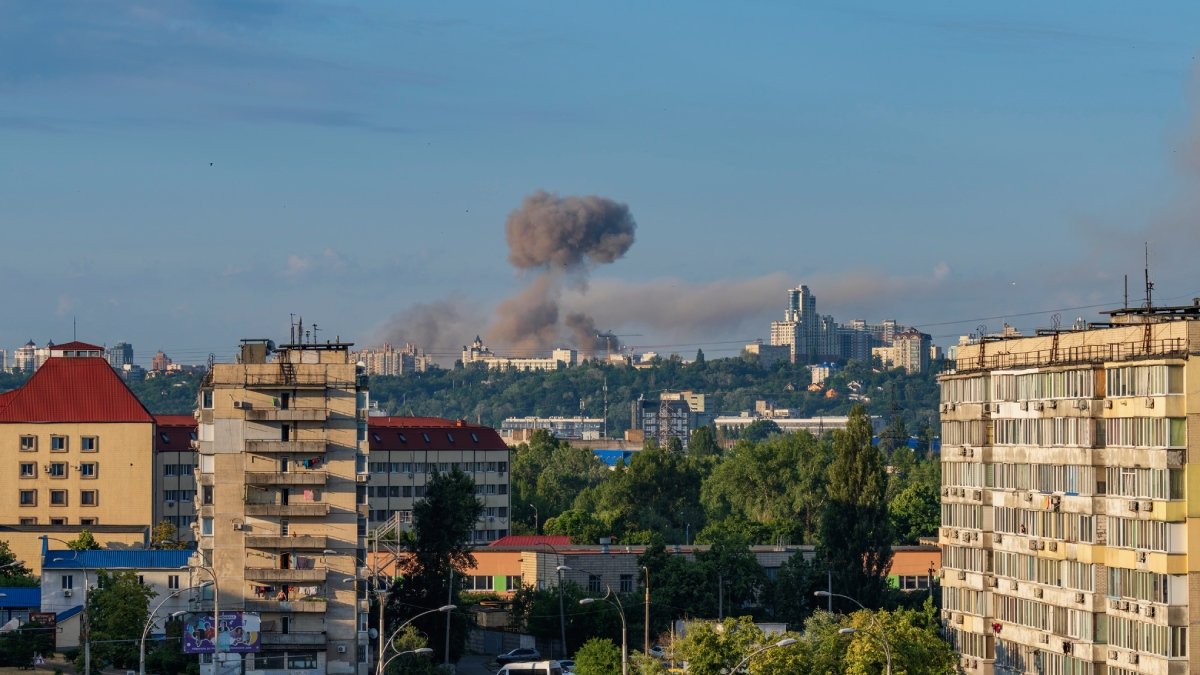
[0,355,153,423]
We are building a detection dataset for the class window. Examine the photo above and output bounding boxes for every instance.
[50,490,67,506]
[287,653,318,669]
[80,463,98,479]
[80,518,96,525]
[50,436,68,452]
[470,575,494,591]
[589,574,602,594]
[19,436,36,452]
[80,490,98,507]
[81,436,99,452]
[19,463,36,478]
[254,654,285,670]
[19,490,36,506]
[49,463,68,478]
[620,574,634,593]
[202,485,214,505]
[200,518,213,536]
[19,518,36,525]
[50,517,65,525]
[62,575,74,590]
[202,389,214,409]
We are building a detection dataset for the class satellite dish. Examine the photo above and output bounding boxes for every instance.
[368,628,379,639]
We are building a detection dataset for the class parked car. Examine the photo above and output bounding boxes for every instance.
[649,645,668,659]
[496,648,542,665]
[497,661,563,675]
[558,659,576,674]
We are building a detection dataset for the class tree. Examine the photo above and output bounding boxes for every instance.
[672,617,771,675]
[740,419,781,443]
[694,530,767,617]
[0,539,37,587]
[510,582,621,659]
[0,618,53,666]
[68,529,101,551]
[150,520,190,549]
[688,425,720,457]
[77,570,155,674]
[544,509,608,545]
[889,482,940,545]
[575,445,705,544]
[384,625,441,675]
[770,554,828,628]
[574,637,622,675]
[146,618,199,675]
[387,468,483,663]
[840,601,956,675]
[816,405,892,609]
[694,349,706,364]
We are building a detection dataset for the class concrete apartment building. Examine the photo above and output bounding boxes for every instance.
[365,416,512,543]
[156,414,199,542]
[0,341,157,571]
[462,336,578,372]
[194,339,367,675]
[351,343,432,376]
[939,304,1200,675]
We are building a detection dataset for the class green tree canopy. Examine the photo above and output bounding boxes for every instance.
[0,539,37,587]
[68,529,101,551]
[574,637,622,675]
[889,482,940,545]
[77,570,155,674]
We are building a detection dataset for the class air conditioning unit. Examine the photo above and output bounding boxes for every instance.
[1038,634,1049,644]
[948,402,956,411]
[974,490,983,500]
[987,576,998,588]
[1145,605,1156,618]
[1046,400,1057,409]
[1020,401,1029,411]
[1137,551,1148,564]
[1024,493,1033,502]
[954,613,964,624]
[1075,399,1087,410]
[1109,599,1120,610]
[1141,500,1153,512]
[1048,542,1058,552]
[356,474,369,483]
[63,589,72,597]
[1033,587,1043,598]
[967,448,975,458]
[1130,604,1140,615]
[1010,581,1019,590]
[1108,650,1118,661]
[1050,495,1061,507]
[233,400,248,409]
[992,403,1001,413]
[994,533,1003,544]
[1034,402,1044,411]
[232,523,244,531]
[1074,592,1084,603]
[166,500,175,507]
[960,448,968,457]
[1119,601,1129,611]
[957,571,967,581]
[1129,654,1139,665]
[1104,399,1113,409]
[942,488,950,497]
[1029,540,1039,551]
[1127,501,1140,512]
[337,646,347,654]
[1145,397,1154,409]
[1037,540,1046,550]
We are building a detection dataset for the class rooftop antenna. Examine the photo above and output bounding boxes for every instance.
[1123,275,1128,309]
[73,316,77,341]
[290,313,297,343]
[1144,242,1154,309]
[312,323,320,344]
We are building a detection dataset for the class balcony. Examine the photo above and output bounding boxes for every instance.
[245,471,328,486]
[246,600,328,614]
[245,535,329,549]
[259,630,327,647]
[245,440,327,454]
[244,568,327,583]
[246,408,328,422]
[245,503,330,517]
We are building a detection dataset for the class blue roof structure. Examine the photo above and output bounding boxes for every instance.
[42,549,193,570]
[56,605,83,622]
[0,587,39,609]
[593,449,634,468]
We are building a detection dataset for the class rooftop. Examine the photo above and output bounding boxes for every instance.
[42,548,193,570]
[0,356,153,423]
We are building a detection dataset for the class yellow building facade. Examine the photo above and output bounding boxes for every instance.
[940,308,1200,675]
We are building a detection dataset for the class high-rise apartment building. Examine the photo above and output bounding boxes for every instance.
[106,342,134,370]
[194,339,367,675]
[893,328,932,374]
[939,304,1200,674]
[352,343,432,376]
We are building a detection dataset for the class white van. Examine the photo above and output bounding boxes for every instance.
[497,661,564,675]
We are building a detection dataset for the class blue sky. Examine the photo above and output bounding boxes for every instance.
[3,1,1200,364]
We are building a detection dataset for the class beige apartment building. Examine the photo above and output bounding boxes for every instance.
[939,305,1200,675]
[194,339,367,675]
[0,341,156,572]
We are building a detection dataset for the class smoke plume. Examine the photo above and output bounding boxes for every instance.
[487,191,636,354]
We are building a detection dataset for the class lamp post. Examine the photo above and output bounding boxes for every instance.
[529,504,539,534]
[43,537,91,675]
[140,585,209,675]
[555,565,571,659]
[190,553,222,675]
[815,591,892,675]
[729,637,797,673]
[581,586,628,675]
[642,566,650,656]
[379,605,456,673]
[379,647,434,674]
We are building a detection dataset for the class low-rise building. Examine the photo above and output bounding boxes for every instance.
[462,337,577,372]
[499,416,604,443]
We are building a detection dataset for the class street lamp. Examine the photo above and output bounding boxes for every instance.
[379,604,456,674]
[555,565,571,659]
[529,504,539,534]
[580,586,628,675]
[140,584,210,675]
[815,591,892,675]
[189,552,222,675]
[729,637,798,673]
[642,566,650,656]
[43,537,92,675]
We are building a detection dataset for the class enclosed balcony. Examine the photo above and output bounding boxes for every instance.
[244,568,327,583]
[259,630,327,647]
[246,408,328,422]
[245,534,329,549]
[246,600,328,614]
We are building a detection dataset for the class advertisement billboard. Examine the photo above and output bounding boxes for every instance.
[183,611,261,654]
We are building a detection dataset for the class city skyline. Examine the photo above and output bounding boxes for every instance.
[4,2,1200,360]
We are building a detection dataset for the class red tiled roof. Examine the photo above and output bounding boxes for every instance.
[488,535,572,548]
[0,357,154,423]
[154,415,197,452]
[51,341,105,352]
[155,415,197,427]
[368,416,507,452]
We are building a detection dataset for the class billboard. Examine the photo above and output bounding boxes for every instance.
[183,611,261,654]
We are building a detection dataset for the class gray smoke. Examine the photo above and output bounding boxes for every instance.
[488,191,636,354]
[374,297,478,357]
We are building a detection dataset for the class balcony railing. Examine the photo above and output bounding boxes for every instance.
[244,440,327,454]
[244,503,331,517]
[259,630,327,646]
[246,408,328,422]
[244,568,327,583]
[245,535,329,549]
[246,600,328,614]
[245,471,328,486]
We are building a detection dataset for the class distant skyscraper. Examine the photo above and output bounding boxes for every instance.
[13,341,37,373]
[150,350,172,372]
[106,342,134,369]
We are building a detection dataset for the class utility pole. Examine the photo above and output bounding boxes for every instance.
[643,566,650,655]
